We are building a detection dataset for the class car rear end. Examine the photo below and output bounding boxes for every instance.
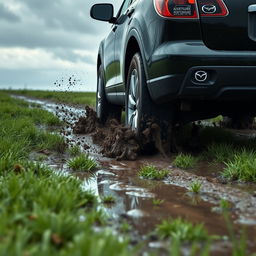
[148,0,256,118]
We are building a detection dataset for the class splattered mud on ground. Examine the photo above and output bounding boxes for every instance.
[13,95,256,255]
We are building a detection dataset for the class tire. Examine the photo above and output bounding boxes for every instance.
[125,53,177,141]
[125,53,153,136]
[96,65,122,123]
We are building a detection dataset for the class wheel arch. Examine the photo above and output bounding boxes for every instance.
[124,30,148,88]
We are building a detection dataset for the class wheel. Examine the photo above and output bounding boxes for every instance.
[96,65,122,123]
[125,53,177,148]
[125,53,152,136]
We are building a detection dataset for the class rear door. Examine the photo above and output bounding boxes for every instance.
[114,0,135,87]
[196,0,256,50]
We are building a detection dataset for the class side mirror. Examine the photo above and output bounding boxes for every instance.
[90,4,115,23]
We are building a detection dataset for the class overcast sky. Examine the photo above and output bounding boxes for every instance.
[0,0,123,91]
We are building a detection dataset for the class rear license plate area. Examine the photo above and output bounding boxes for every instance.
[248,4,256,41]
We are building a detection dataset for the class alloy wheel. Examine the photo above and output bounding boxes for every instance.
[96,75,102,118]
[127,69,139,130]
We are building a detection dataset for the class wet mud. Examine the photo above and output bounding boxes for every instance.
[14,95,256,255]
[74,108,140,160]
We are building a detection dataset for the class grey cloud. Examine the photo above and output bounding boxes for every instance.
[0,23,101,50]
[0,0,119,50]
[0,0,123,50]
[0,3,20,22]
[20,0,114,34]
[0,0,123,90]
[0,68,94,91]
[52,48,96,65]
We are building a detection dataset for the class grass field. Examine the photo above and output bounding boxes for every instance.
[1,89,96,106]
[0,93,131,255]
[1,91,255,255]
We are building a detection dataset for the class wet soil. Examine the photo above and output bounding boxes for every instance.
[14,95,256,255]
[74,108,140,160]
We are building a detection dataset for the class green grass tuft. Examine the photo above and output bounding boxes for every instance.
[206,143,235,163]
[220,200,249,256]
[68,154,98,172]
[173,153,198,169]
[138,165,169,180]
[222,150,256,182]
[189,181,202,194]
[156,218,209,242]
[68,145,81,157]
[153,199,165,206]
[37,132,67,153]
[119,221,132,233]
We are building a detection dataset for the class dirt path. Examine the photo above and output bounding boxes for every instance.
[14,95,256,255]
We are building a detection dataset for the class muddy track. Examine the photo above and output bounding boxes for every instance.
[14,95,256,255]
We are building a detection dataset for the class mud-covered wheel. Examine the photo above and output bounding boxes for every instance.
[125,53,153,136]
[97,65,122,123]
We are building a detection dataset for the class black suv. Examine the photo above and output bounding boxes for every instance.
[91,0,256,135]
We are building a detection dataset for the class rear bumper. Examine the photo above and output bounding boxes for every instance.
[147,41,256,103]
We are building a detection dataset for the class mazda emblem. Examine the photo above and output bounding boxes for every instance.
[195,71,208,82]
[202,5,217,14]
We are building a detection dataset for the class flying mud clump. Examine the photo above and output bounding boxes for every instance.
[73,106,140,160]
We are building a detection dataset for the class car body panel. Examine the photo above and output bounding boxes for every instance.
[197,0,256,50]
[93,0,256,121]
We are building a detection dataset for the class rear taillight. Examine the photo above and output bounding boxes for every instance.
[154,0,198,18]
[197,0,228,17]
[154,0,228,18]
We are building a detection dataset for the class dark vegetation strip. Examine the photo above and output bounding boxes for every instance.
[1,89,96,106]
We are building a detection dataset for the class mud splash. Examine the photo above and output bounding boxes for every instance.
[73,106,171,160]
[73,107,140,160]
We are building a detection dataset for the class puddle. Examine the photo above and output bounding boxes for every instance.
[17,95,256,255]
